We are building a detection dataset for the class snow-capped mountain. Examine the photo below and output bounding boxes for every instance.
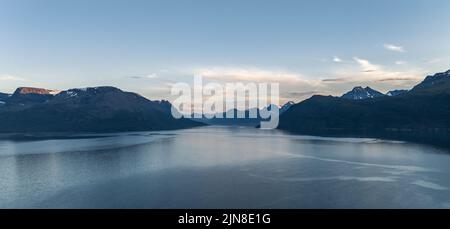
[341,86,385,100]
[386,89,408,97]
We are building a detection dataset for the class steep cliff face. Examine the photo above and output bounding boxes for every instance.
[13,87,60,95]
[4,87,59,106]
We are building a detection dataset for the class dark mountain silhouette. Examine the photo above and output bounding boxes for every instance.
[387,89,408,96]
[0,92,9,105]
[411,69,450,94]
[194,108,262,126]
[0,86,203,133]
[341,86,385,100]
[280,101,295,113]
[278,69,450,147]
[192,102,292,126]
[5,87,57,106]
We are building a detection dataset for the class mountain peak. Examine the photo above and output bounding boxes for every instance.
[341,86,385,100]
[387,89,408,97]
[6,87,58,105]
[280,101,295,113]
[284,101,295,105]
[13,87,60,96]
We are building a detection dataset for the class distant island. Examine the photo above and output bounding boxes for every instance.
[277,69,450,147]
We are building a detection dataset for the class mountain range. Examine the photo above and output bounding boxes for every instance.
[191,102,294,126]
[1,69,450,146]
[0,86,203,133]
[278,69,450,147]
[341,86,409,100]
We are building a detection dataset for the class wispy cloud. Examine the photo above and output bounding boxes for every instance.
[0,74,25,81]
[424,58,441,64]
[127,76,144,79]
[127,72,160,80]
[395,60,407,65]
[354,57,380,72]
[287,91,320,97]
[321,77,350,82]
[192,66,305,83]
[169,61,427,104]
[333,56,342,63]
[384,44,405,52]
[146,73,159,79]
[376,77,418,82]
[182,66,326,105]
[323,57,424,85]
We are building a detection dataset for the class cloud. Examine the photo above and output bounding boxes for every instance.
[0,74,25,81]
[424,58,441,64]
[127,73,160,80]
[376,77,418,82]
[395,61,407,65]
[321,77,350,82]
[127,75,144,79]
[287,91,320,97]
[333,56,342,63]
[171,62,426,104]
[192,66,306,83]
[353,57,380,72]
[146,73,159,79]
[182,66,327,105]
[323,57,424,84]
[384,44,405,52]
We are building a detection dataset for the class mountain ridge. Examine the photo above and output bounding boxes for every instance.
[0,86,203,133]
[191,101,294,126]
[277,69,450,147]
[341,86,385,100]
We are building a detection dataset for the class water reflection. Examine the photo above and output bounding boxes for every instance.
[0,126,449,208]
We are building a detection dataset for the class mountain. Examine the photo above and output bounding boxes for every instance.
[192,102,294,126]
[280,101,295,113]
[193,108,263,126]
[278,69,450,147]
[5,87,58,106]
[0,86,203,133]
[341,86,385,100]
[387,89,408,96]
[0,92,9,99]
[0,92,9,105]
[411,69,450,94]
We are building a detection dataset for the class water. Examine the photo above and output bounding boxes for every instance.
[0,126,450,208]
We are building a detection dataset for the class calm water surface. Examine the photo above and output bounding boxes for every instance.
[0,126,449,208]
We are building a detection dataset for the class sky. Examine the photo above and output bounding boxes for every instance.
[1,0,450,105]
